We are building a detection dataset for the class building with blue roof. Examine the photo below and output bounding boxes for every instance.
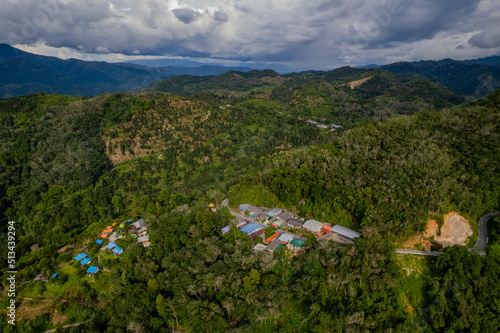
[240,223,264,235]
[106,242,117,250]
[52,273,58,278]
[80,257,91,265]
[112,246,124,255]
[96,240,103,245]
[267,208,282,218]
[87,266,99,275]
[74,253,88,261]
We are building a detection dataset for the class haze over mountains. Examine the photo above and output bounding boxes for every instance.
[1,43,500,99]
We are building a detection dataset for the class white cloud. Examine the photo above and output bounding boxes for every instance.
[1,0,499,69]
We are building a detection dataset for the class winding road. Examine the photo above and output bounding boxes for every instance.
[474,212,500,250]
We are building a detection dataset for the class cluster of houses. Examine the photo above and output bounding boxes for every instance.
[299,118,343,130]
[74,252,100,276]
[131,219,150,248]
[224,204,361,248]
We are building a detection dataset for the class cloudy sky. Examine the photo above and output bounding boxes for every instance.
[1,0,500,70]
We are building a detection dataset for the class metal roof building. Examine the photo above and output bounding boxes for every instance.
[240,223,264,235]
[86,266,99,274]
[278,233,294,244]
[266,238,281,252]
[276,211,294,222]
[74,253,88,261]
[303,220,324,233]
[267,208,283,218]
[331,225,361,240]
[80,257,91,265]
[106,242,117,250]
[284,218,305,228]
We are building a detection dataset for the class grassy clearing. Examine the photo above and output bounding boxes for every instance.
[228,183,284,208]
[395,254,433,315]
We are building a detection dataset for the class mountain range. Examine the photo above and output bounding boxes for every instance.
[1,43,500,99]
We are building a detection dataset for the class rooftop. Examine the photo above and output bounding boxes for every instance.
[278,233,294,243]
[87,266,99,274]
[80,257,91,265]
[303,220,324,233]
[240,223,264,235]
[74,253,88,261]
[331,225,361,239]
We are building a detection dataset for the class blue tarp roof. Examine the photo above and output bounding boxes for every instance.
[96,240,103,244]
[240,223,263,235]
[112,246,123,254]
[80,257,91,265]
[87,266,99,274]
[106,242,117,250]
[52,273,58,278]
[74,253,88,261]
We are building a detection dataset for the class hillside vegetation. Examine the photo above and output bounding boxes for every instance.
[0,74,499,332]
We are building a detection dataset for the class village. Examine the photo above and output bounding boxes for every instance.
[299,117,343,130]
[221,202,361,255]
[33,200,360,282]
[33,218,151,282]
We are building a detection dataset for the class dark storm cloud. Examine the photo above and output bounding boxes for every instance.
[0,0,498,68]
[212,10,228,22]
[172,8,200,24]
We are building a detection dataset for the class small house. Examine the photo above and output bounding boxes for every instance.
[303,220,324,233]
[266,232,280,244]
[278,233,294,244]
[74,253,88,262]
[285,218,304,229]
[221,226,230,235]
[86,266,100,276]
[80,257,91,265]
[276,211,294,223]
[266,238,281,252]
[106,242,117,250]
[267,208,283,218]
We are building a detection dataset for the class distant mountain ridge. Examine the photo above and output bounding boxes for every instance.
[0,44,260,98]
[378,57,500,97]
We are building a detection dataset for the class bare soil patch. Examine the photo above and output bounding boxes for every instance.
[58,244,73,253]
[403,212,472,250]
[16,298,53,322]
[341,76,374,89]
[434,212,472,247]
[51,309,68,325]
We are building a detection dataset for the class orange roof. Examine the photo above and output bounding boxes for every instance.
[112,223,117,226]
[101,234,108,238]
[321,225,332,232]
[266,232,280,244]
[316,231,323,236]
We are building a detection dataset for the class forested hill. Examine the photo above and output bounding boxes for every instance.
[380,57,500,97]
[0,83,499,331]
